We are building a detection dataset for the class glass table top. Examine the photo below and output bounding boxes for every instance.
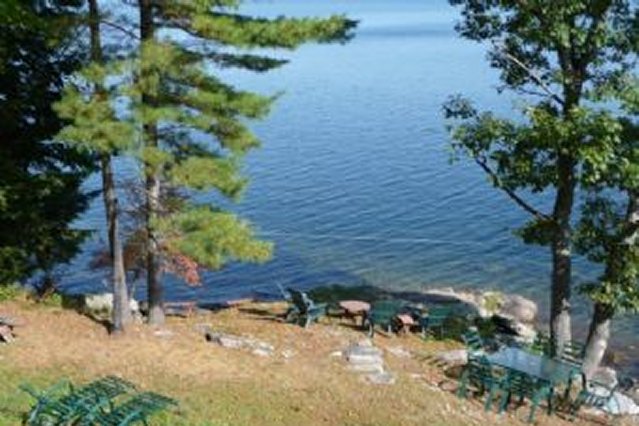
[487,347,578,384]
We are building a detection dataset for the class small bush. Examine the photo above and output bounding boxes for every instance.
[37,292,64,308]
[0,284,24,301]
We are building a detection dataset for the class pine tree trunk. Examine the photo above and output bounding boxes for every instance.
[139,0,165,326]
[582,302,613,379]
[111,197,131,332]
[90,0,130,332]
[550,154,575,355]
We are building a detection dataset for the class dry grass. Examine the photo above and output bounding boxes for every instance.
[0,299,623,426]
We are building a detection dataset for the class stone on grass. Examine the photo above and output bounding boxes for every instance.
[205,331,274,357]
[436,349,468,366]
[386,346,411,358]
[153,329,173,339]
[252,348,273,357]
[365,372,396,385]
[281,349,296,359]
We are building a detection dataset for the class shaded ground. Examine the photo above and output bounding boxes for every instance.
[0,299,627,426]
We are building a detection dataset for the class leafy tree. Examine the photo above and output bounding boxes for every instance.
[444,0,639,353]
[575,77,639,377]
[0,0,95,289]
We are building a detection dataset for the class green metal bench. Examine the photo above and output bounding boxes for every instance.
[22,376,136,426]
[365,299,406,338]
[285,289,328,328]
[457,355,506,411]
[87,391,177,426]
[498,369,554,423]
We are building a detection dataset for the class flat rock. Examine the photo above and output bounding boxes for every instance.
[252,348,273,357]
[365,372,396,385]
[153,329,174,339]
[386,346,411,358]
[349,363,385,374]
[436,349,468,366]
[281,349,295,359]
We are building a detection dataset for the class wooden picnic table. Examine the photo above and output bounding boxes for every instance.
[338,300,370,326]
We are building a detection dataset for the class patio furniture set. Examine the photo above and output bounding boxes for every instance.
[22,376,177,426]
[458,327,632,423]
[281,287,632,423]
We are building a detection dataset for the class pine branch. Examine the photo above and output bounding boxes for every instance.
[100,19,139,40]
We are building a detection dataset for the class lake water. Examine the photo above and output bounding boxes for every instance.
[64,0,638,373]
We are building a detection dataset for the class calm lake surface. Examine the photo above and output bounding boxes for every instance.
[65,0,638,372]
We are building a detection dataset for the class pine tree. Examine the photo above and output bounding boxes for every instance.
[0,0,95,289]
[134,0,356,325]
[54,0,134,332]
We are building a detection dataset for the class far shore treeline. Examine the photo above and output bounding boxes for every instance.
[1,0,638,379]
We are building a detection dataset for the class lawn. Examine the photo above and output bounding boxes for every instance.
[0,299,621,426]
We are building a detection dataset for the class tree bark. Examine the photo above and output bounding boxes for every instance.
[90,0,130,332]
[549,44,582,355]
[582,302,613,379]
[139,0,165,326]
[582,191,639,376]
[550,154,576,356]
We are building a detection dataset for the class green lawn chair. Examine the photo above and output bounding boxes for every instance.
[286,289,328,328]
[461,327,485,357]
[22,376,136,426]
[457,355,506,411]
[365,300,405,338]
[557,341,585,369]
[499,370,554,423]
[88,391,177,426]
[419,305,453,339]
[569,373,622,420]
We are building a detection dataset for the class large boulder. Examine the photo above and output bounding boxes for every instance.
[491,314,537,344]
[63,293,139,317]
[500,295,538,324]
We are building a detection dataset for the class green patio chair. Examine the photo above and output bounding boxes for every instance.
[557,341,585,369]
[499,370,554,423]
[88,391,177,426]
[286,289,328,328]
[457,355,506,411]
[569,373,621,420]
[365,300,405,338]
[461,327,485,356]
[22,376,136,426]
[419,305,453,339]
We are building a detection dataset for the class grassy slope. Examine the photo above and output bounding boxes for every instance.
[0,299,616,426]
